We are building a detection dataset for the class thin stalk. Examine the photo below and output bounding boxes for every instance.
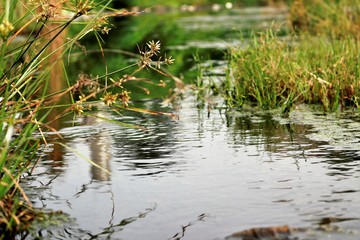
[0,20,47,81]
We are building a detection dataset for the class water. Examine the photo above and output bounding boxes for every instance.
[23,96,360,239]
[23,6,360,240]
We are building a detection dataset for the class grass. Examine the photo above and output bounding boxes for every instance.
[217,0,360,113]
[0,0,178,237]
[1,0,357,236]
[288,0,360,39]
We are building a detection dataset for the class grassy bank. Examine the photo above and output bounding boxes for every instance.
[225,32,359,112]
[220,0,360,112]
[288,0,360,39]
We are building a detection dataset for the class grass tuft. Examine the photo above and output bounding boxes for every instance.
[217,0,360,112]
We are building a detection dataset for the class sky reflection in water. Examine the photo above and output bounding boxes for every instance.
[24,94,360,240]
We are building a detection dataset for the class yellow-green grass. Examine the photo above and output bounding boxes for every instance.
[218,0,360,112]
[224,31,359,112]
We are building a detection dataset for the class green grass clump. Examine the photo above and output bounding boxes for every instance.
[223,30,359,112]
[226,31,295,110]
[289,0,360,39]
[219,0,360,112]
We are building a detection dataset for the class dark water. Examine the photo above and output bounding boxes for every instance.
[22,6,360,240]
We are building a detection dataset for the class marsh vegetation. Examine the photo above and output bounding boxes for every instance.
[216,0,360,112]
[0,0,359,239]
[0,0,176,237]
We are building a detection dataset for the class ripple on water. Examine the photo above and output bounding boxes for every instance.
[22,98,360,239]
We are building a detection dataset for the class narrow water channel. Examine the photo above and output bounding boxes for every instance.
[22,6,360,240]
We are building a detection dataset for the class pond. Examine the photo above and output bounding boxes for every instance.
[22,6,360,240]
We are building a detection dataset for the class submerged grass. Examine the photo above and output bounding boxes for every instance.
[218,0,360,113]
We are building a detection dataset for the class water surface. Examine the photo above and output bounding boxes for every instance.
[23,6,360,240]
[23,95,360,239]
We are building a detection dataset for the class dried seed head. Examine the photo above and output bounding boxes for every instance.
[72,102,84,115]
[37,3,57,21]
[77,0,94,15]
[147,40,161,55]
[139,53,152,67]
[101,26,111,34]
[0,19,14,38]
[165,55,175,65]
[119,90,131,107]
[101,92,118,106]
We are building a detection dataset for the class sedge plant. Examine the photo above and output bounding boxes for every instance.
[217,0,360,113]
[0,0,178,236]
[224,30,359,112]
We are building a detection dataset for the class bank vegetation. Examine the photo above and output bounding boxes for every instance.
[219,0,360,113]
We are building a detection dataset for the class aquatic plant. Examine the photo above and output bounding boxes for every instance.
[0,0,177,236]
[224,30,359,112]
[289,0,360,39]
[214,0,360,112]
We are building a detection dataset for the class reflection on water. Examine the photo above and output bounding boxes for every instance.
[177,7,287,31]
[86,112,113,181]
[23,94,360,240]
